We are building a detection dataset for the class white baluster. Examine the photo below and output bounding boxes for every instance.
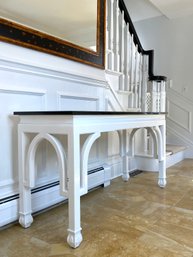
[119,11,125,91]
[124,23,130,92]
[158,81,161,111]
[114,0,120,72]
[109,0,115,71]
[105,0,110,69]
[128,34,132,93]
[160,81,166,112]
[138,53,143,110]
[141,55,148,112]
[151,81,158,112]
[130,35,134,92]
[129,35,135,108]
[134,45,139,108]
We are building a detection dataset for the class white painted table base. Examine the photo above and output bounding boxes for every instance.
[14,111,166,248]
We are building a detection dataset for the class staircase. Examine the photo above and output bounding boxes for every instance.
[105,0,166,112]
[105,0,186,167]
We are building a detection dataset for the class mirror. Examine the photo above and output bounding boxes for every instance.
[0,0,105,68]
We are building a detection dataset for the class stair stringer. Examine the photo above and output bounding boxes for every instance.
[105,70,141,111]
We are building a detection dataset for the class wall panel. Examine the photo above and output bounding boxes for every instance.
[0,42,112,226]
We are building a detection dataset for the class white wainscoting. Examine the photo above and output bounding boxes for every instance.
[166,86,193,157]
[0,42,124,227]
[167,99,191,133]
[0,165,111,227]
[1,41,160,227]
[57,91,100,111]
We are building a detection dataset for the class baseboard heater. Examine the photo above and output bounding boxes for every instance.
[0,165,111,205]
[129,169,143,177]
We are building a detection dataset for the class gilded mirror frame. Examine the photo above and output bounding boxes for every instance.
[0,0,105,69]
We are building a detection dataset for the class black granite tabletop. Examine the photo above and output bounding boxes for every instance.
[14,111,167,115]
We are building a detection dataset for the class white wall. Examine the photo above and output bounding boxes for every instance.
[134,14,193,156]
[134,14,193,99]
[0,41,125,226]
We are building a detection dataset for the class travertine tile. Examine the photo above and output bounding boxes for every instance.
[1,159,193,257]
[175,189,193,211]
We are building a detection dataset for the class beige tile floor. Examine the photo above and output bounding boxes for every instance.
[1,159,193,257]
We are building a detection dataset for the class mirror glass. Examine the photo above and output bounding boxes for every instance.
[0,0,97,51]
[0,0,105,68]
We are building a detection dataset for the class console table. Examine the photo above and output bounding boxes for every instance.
[14,111,166,248]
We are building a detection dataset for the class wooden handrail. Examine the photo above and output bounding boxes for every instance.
[118,0,167,81]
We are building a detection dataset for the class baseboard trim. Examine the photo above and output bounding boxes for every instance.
[0,165,111,227]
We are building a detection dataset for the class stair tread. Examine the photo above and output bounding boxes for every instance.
[166,144,186,154]
[136,144,186,158]
[117,90,132,95]
[127,108,141,112]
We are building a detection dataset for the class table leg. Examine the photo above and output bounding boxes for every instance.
[18,129,33,228]
[122,130,130,181]
[158,123,167,188]
[67,130,83,248]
